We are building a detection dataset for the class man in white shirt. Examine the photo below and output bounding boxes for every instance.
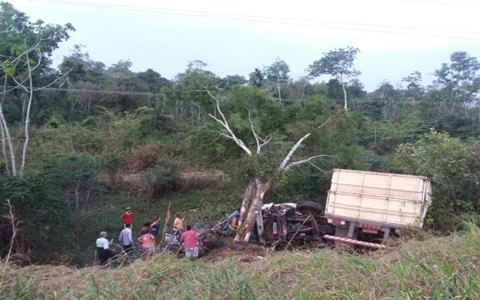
[95,231,114,267]
[119,224,133,259]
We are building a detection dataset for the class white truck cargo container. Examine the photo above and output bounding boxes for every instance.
[323,169,432,249]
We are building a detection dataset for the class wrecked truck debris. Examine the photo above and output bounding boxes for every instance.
[163,169,432,257]
[219,169,432,251]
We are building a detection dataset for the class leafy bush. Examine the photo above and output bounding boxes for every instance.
[395,130,480,231]
[126,144,163,172]
[140,166,181,200]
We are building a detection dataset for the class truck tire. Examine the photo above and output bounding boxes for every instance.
[297,200,323,215]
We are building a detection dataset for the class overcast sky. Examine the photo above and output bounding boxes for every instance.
[8,0,480,91]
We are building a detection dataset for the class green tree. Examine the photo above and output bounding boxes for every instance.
[103,60,150,112]
[264,58,290,102]
[248,68,264,88]
[164,62,219,125]
[308,46,361,110]
[401,71,424,102]
[37,153,104,256]
[283,77,315,102]
[433,51,480,111]
[218,74,247,90]
[395,130,479,231]
[137,68,170,93]
[0,2,74,175]
[200,87,343,242]
[59,45,105,84]
[58,45,106,120]
[372,81,401,120]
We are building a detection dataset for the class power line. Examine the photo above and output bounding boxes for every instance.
[32,87,480,106]
[39,87,159,96]
[404,0,480,8]
[27,0,480,41]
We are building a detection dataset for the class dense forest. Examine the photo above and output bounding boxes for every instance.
[0,2,479,266]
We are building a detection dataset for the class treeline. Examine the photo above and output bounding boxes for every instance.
[0,2,479,265]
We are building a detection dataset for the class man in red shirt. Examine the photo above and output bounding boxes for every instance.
[180,225,198,259]
[120,207,133,228]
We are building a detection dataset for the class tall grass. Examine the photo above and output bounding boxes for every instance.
[1,225,479,299]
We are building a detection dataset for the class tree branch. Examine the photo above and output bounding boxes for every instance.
[279,115,334,172]
[248,110,271,154]
[284,155,336,171]
[206,89,252,156]
[308,161,332,173]
[315,115,334,130]
[278,132,311,171]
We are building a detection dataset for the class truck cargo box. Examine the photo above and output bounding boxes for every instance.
[325,169,432,229]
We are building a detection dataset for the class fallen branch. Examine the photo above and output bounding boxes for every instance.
[2,199,20,263]
[159,202,172,244]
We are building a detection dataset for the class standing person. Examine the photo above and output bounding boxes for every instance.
[139,222,152,236]
[180,225,198,259]
[96,231,114,267]
[137,230,155,260]
[118,224,133,259]
[173,214,184,238]
[120,207,133,228]
[150,216,161,238]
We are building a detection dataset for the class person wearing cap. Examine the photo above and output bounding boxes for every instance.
[120,207,133,228]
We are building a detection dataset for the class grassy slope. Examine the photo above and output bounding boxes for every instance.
[1,225,479,299]
[70,185,242,266]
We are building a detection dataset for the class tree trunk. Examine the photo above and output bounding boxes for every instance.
[341,81,348,111]
[20,58,34,174]
[234,177,271,242]
[0,103,16,176]
[277,82,282,102]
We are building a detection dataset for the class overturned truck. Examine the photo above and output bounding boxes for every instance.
[322,169,432,249]
[255,169,432,249]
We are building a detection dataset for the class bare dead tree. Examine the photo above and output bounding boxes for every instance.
[205,88,335,242]
[2,200,20,263]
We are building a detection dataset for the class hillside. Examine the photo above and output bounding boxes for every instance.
[1,225,479,299]
[1,2,480,269]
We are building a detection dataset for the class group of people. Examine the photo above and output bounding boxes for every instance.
[95,207,200,267]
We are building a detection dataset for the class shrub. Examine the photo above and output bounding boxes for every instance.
[395,130,480,231]
[140,166,181,200]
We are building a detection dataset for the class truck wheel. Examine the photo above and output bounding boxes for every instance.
[297,200,323,215]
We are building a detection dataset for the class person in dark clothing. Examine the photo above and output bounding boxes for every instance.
[150,216,161,237]
[95,231,114,267]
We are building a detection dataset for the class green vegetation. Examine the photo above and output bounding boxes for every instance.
[1,224,479,299]
[0,1,479,270]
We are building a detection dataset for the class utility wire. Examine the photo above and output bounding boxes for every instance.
[27,0,480,41]
[403,0,480,8]
[40,87,159,96]
[28,87,480,106]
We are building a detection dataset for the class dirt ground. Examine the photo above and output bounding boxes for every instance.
[202,240,269,263]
